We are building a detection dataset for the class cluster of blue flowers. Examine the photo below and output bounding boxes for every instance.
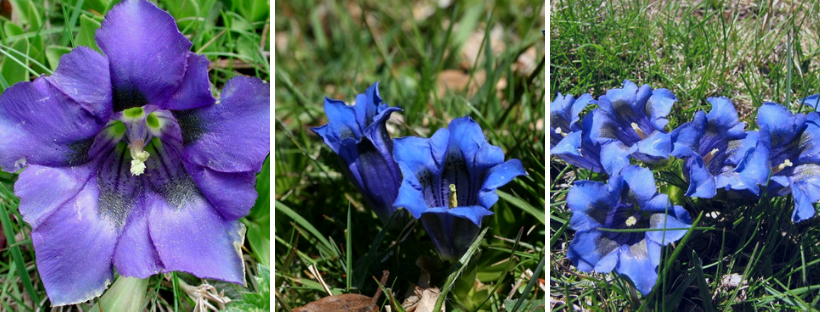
[313,82,527,261]
[552,80,820,295]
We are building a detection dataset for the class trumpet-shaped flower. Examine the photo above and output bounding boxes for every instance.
[0,0,270,305]
[393,117,526,261]
[549,93,604,172]
[567,165,692,295]
[757,103,820,222]
[590,80,676,174]
[312,82,403,222]
[670,97,768,198]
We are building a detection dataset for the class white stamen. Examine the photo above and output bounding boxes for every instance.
[631,122,647,140]
[702,148,720,164]
[555,127,567,137]
[448,184,458,208]
[625,216,637,227]
[129,139,150,176]
[773,159,793,174]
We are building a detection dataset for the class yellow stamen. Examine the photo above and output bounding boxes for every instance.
[448,184,458,208]
[702,148,719,165]
[773,159,793,174]
[555,127,567,137]
[128,139,150,176]
[631,122,647,140]
[625,216,637,227]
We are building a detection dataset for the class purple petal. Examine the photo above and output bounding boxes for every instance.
[15,165,93,229]
[29,166,117,306]
[181,76,270,173]
[96,0,192,110]
[0,77,108,171]
[45,46,112,117]
[184,161,258,220]
[147,190,245,284]
[113,206,164,278]
[164,53,216,110]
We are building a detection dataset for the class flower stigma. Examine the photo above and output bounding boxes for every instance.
[631,122,647,140]
[128,138,150,176]
[448,184,457,208]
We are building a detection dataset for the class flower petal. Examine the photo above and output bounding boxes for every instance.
[566,230,620,273]
[632,130,672,161]
[670,111,706,158]
[477,159,527,208]
[96,0,192,111]
[705,97,746,139]
[113,206,164,278]
[29,166,117,306]
[789,164,820,222]
[45,46,112,117]
[646,88,675,129]
[567,180,618,232]
[684,156,717,198]
[0,75,110,171]
[164,53,216,110]
[616,240,659,295]
[184,161,258,220]
[180,76,270,173]
[418,211,481,261]
[15,165,93,229]
[646,207,692,245]
[147,189,245,284]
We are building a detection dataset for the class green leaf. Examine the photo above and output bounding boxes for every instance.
[497,190,545,225]
[245,157,270,266]
[0,39,30,92]
[225,264,270,312]
[45,46,73,72]
[91,277,149,312]
[8,0,42,31]
[75,14,102,51]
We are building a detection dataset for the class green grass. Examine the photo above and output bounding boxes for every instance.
[0,0,270,310]
[551,0,820,310]
[275,0,545,310]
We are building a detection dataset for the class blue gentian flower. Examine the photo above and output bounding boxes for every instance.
[590,80,676,174]
[392,117,527,261]
[0,0,270,305]
[803,94,820,110]
[312,82,403,222]
[567,165,692,295]
[549,93,605,172]
[670,97,768,198]
[757,103,820,222]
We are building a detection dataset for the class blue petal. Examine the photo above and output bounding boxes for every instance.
[685,156,717,198]
[803,94,820,110]
[567,230,620,273]
[599,143,632,175]
[646,88,676,129]
[705,97,746,139]
[567,180,619,232]
[550,92,594,133]
[478,159,527,208]
[322,97,364,141]
[422,205,494,227]
[632,130,672,160]
[646,207,692,245]
[551,130,582,157]
[392,165,430,219]
[616,240,659,295]
[757,102,804,147]
[418,212,481,262]
[621,166,659,208]
[789,164,820,222]
[670,111,706,158]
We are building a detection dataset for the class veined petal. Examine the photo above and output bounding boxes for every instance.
[147,189,245,284]
[393,168,430,219]
[96,0,192,111]
[30,166,117,306]
[418,212,481,262]
[179,76,270,173]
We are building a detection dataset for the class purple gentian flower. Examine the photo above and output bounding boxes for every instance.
[757,103,820,222]
[549,93,605,173]
[670,97,768,198]
[311,82,402,222]
[590,80,676,174]
[0,0,270,306]
[392,117,527,261]
[567,165,692,295]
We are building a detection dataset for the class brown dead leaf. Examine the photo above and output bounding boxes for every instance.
[436,70,484,98]
[293,294,378,312]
